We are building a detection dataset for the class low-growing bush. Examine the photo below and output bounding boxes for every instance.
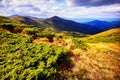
[22,27,55,40]
[0,31,68,80]
[72,38,88,50]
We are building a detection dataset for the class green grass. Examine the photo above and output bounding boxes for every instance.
[82,36,120,43]
[80,28,120,43]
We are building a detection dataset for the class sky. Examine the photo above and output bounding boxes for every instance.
[0,0,120,19]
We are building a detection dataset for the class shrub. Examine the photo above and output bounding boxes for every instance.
[0,31,68,80]
[72,38,88,50]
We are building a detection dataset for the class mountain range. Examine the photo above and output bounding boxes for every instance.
[1,15,120,34]
[86,20,120,31]
[45,16,103,34]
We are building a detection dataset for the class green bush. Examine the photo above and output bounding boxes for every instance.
[0,23,26,33]
[72,38,88,50]
[0,31,68,80]
[40,28,55,38]
[22,27,55,39]
[23,28,39,35]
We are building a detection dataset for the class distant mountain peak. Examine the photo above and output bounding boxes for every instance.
[91,20,109,23]
[52,16,60,18]
[49,16,63,20]
[8,14,22,18]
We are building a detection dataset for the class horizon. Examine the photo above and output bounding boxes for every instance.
[0,0,120,20]
[5,14,120,23]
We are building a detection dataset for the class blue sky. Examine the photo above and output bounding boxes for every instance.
[0,0,120,19]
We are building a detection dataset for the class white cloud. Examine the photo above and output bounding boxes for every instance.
[0,0,119,18]
[58,4,120,18]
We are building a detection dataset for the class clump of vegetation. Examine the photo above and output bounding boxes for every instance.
[72,38,89,50]
[0,31,69,80]
[22,27,55,39]
[61,31,87,37]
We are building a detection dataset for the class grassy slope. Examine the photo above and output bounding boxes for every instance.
[89,28,120,38]
[69,28,120,80]
[80,28,120,59]
[84,28,120,53]
[0,16,120,80]
[81,28,120,43]
[10,16,53,29]
[0,16,28,33]
[32,28,120,80]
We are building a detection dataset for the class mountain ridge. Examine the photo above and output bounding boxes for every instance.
[2,15,120,34]
[86,20,120,31]
[45,16,102,34]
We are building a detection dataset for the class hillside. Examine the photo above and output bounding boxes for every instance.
[0,16,18,24]
[10,16,52,29]
[0,15,120,80]
[80,28,120,43]
[89,28,120,38]
[0,16,27,33]
[45,16,102,34]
